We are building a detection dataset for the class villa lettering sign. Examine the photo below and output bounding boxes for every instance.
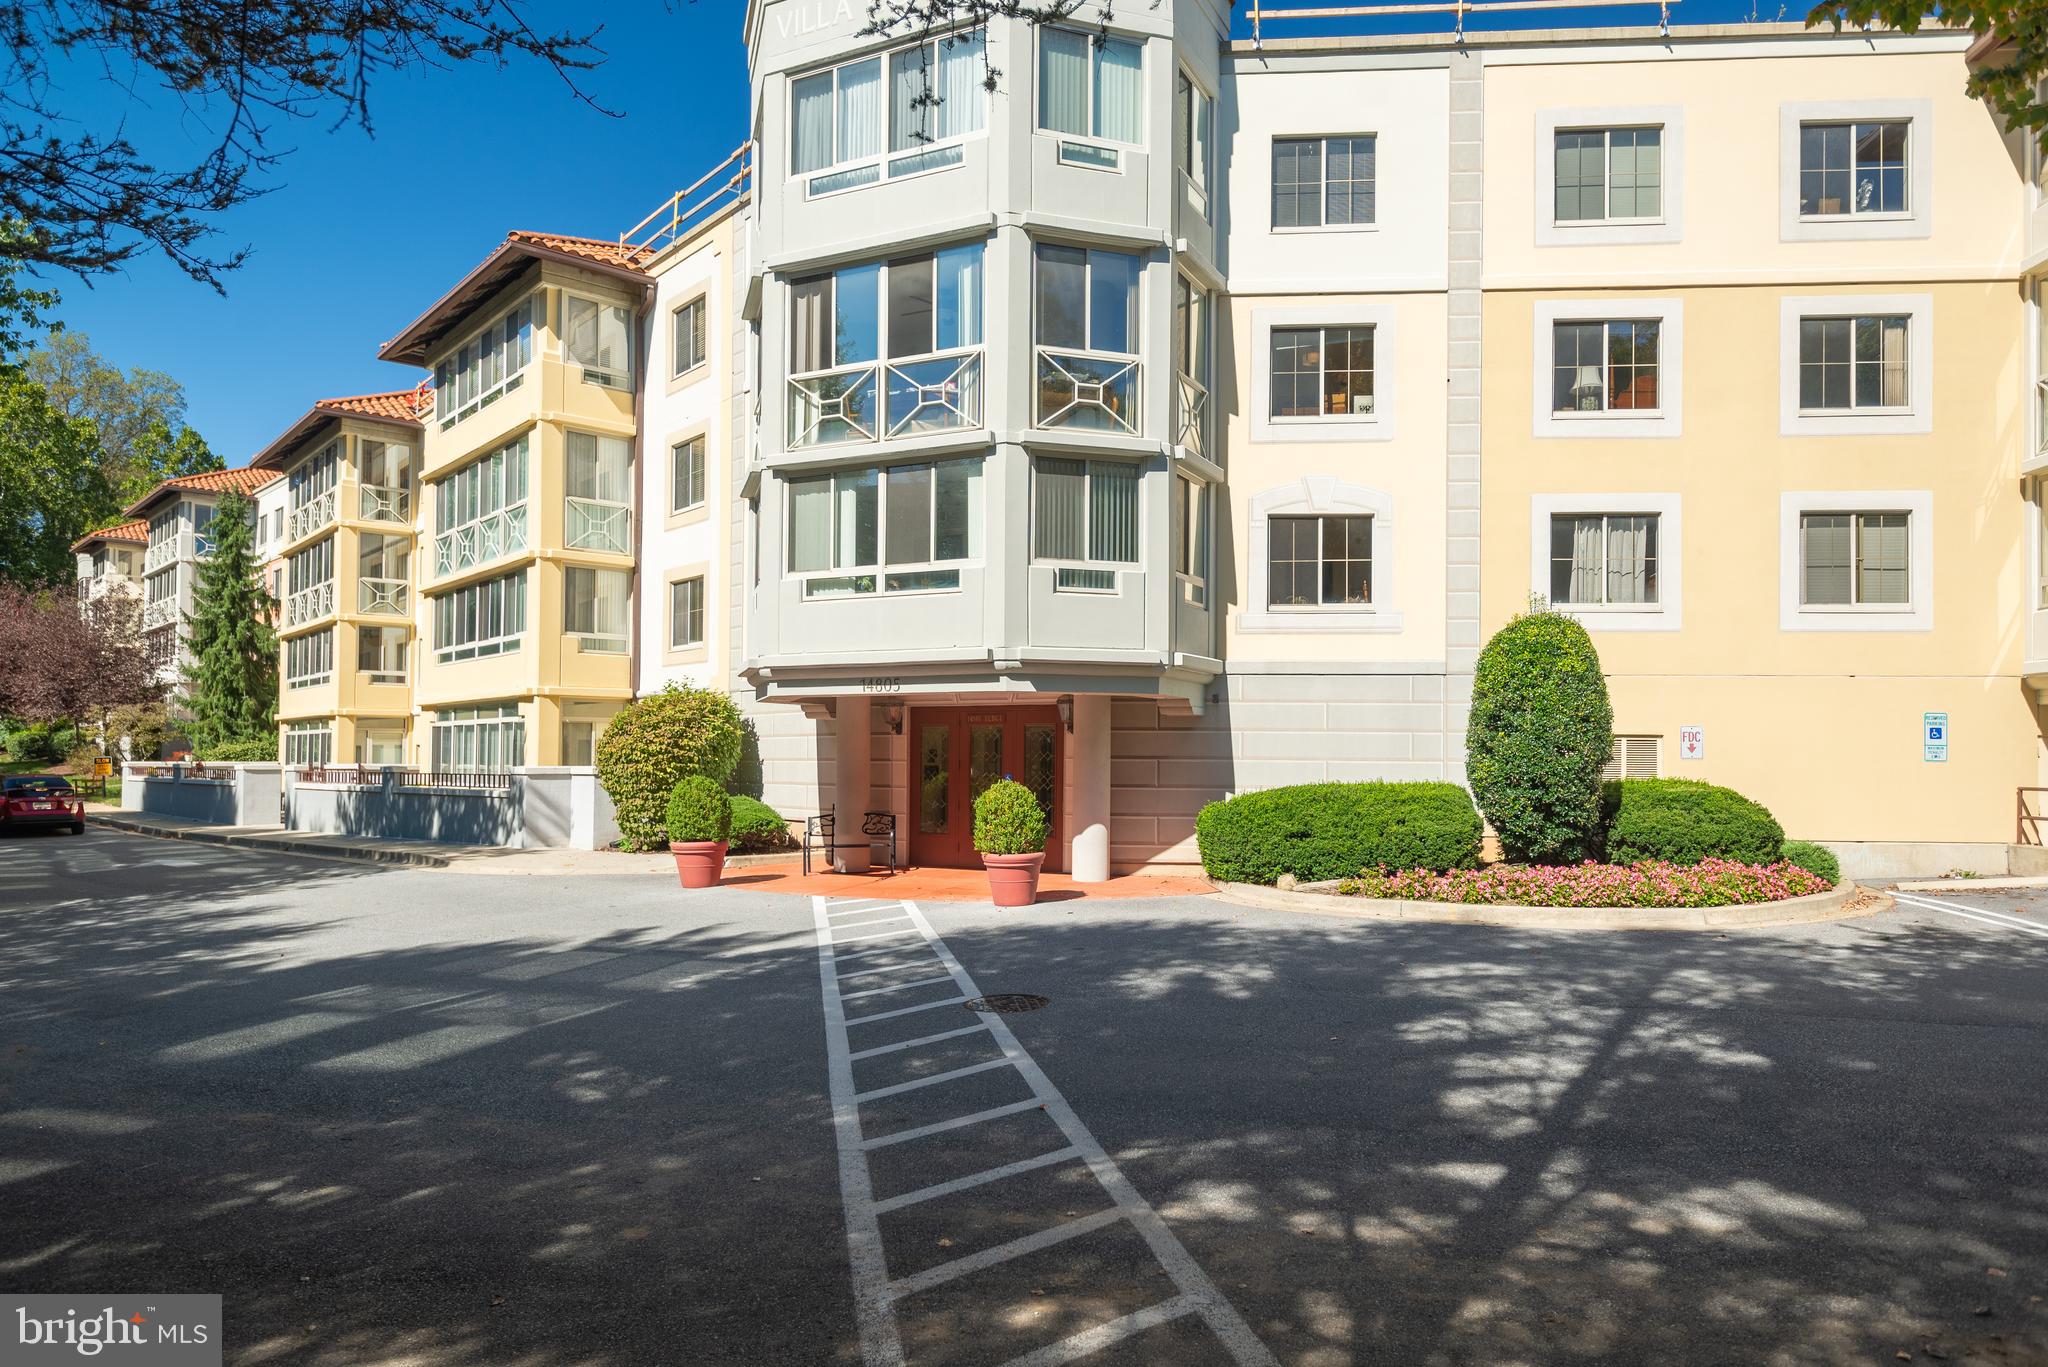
[774,0,856,39]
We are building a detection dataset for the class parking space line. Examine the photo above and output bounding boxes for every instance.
[841,975,959,1001]
[871,1145,1084,1214]
[996,1295,1198,1367]
[844,995,972,1025]
[830,924,919,944]
[860,1097,1045,1150]
[849,1023,992,1062]
[838,958,950,983]
[1891,890,2048,939]
[886,1208,1127,1300]
[853,1057,1019,1103]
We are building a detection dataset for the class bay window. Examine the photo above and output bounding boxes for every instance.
[434,294,536,430]
[1550,513,1659,606]
[358,625,408,685]
[357,533,410,615]
[1552,321,1660,413]
[792,32,987,196]
[431,704,523,772]
[1267,515,1372,609]
[788,244,985,447]
[1175,476,1210,607]
[283,722,333,767]
[1174,274,1212,456]
[1038,28,1141,146]
[1271,325,1375,419]
[433,437,528,577]
[565,296,633,389]
[564,567,630,653]
[1175,68,1214,211]
[285,536,335,627]
[566,431,632,554]
[786,458,982,597]
[358,438,414,523]
[1034,457,1138,590]
[1035,243,1141,432]
[284,628,334,688]
[287,440,339,541]
[434,569,526,662]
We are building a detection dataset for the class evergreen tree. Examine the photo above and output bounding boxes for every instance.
[180,490,276,748]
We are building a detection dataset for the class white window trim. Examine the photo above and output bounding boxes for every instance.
[1035,26,1145,152]
[790,32,990,198]
[1530,492,1684,633]
[1778,293,1933,436]
[1240,477,1402,634]
[1250,304,1398,444]
[564,292,634,391]
[668,574,708,651]
[672,295,707,380]
[1534,106,1685,247]
[1268,133,1379,235]
[1778,489,1934,632]
[1778,99,1934,242]
[1531,299,1684,439]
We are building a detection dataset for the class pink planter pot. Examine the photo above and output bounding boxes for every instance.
[672,840,729,889]
[982,851,1046,907]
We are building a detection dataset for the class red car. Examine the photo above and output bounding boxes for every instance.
[1,775,86,835]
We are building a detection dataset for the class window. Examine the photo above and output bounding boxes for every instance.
[433,295,537,430]
[1034,244,1140,432]
[1799,120,1908,217]
[1175,69,1214,209]
[1551,321,1660,413]
[358,439,414,523]
[357,534,410,615]
[788,244,986,446]
[787,458,982,596]
[358,625,407,685]
[288,440,338,510]
[1270,326,1375,419]
[1799,511,1910,607]
[1173,274,1212,455]
[1038,28,1141,144]
[1550,513,1659,606]
[358,727,405,767]
[2036,283,2048,458]
[792,32,987,194]
[284,628,334,688]
[564,567,630,653]
[431,704,523,773]
[565,432,632,554]
[1174,476,1210,607]
[1267,515,1371,609]
[433,437,528,576]
[1798,315,1907,411]
[434,569,526,662]
[1554,127,1662,222]
[565,296,632,389]
[1271,136,1375,229]
[669,576,706,649]
[671,437,707,515]
[672,297,707,377]
[1602,735,1662,781]
[283,722,332,767]
[1033,457,1138,590]
[285,536,335,626]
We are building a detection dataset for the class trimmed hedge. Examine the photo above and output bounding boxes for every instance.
[730,794,795,852]
[1196,781,1483,885]
[203,737,276,763]
[973,780,1047,855]
[665,776,733,844]
[1602,778,1785,867]
[1781,839,1841,886]
[1466,610,1614,864]
[595,684,744,850]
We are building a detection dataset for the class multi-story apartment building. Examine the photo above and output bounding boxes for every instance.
[72,520,147,606]
[253,391,430,767]
[378,232,657,769]
[127,467,282,686]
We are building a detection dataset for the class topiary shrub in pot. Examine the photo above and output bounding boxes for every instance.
[1466,607,1614,864]
[666,775,733,889]
[974,779,1049,907]
[1602,777,1785,866]
[1196,782,1483,885]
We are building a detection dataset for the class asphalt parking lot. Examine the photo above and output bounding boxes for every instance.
[1,828,2044,1366]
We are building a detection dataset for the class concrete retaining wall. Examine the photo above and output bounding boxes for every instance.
[122,762,283,828]
[281,767,620,850]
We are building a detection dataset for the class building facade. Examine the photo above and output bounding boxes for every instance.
[72,519,147,607]
[127,467,283,688]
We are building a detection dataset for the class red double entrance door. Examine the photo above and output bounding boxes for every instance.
[909,706,1062,869]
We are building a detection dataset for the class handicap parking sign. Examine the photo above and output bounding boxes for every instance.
[1923,711,1949,763]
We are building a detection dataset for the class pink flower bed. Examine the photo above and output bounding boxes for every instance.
[1337,859,1831,908]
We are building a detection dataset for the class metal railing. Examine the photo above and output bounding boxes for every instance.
[288,488,337,543]
[359,483,411,524]
[566,497,631,554]
[1036,348,1141,434]
[295,764,383,787]
[358,577,409,616]
[620,144,752,253]
[294,765,513,793]
[435,504,528,577]
[2019,787,2048,845]
[285,580,335,627]
[1176,372,1210,457]
[788,349,986,449]
[1245,0,1677,45]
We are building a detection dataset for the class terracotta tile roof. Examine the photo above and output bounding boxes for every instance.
[380,228,654,366]
[504,230,655,270]
[70,518,149,552]
[123,465,280,517]
[312,387,433,423]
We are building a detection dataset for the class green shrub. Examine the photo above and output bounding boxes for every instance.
[1601,778,1785,866]
[202,737,276,763]
[973,780,1048,855]
[1196,782,1483,885]
[1780,839,1841,886]
[596,684,744,850]
[6,723,61,764]
[1467,609,1614,864]
[108,703,175,762]
[730,794,794,852]
[665,776,733,845]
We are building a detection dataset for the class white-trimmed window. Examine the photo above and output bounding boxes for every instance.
[283,722,332,767]
[1268,514,1372,610]
[1602,735,1662,781]
[1778,295,1932,436]
[434,294,537,430]
[287,440,338,511]
[1270,325,1375,419]
[565,295,632,389]
[1033,457,1139,591]
[358,625,407,686]
[1174,476,1210,607]
[669,576,706,649]
[1242,479,1400,632]
[2034,281,2048,461]
[433,436,529,577]
[1555,126,1662,222]
[1798,314,1907,412]
[432,704,523,772]
[1799,120,1908,218]
[284,536,336,627]
[356,534,410,616]
[1778,491,1933,632]
[787,458,983,597]
[284,628,334,688]
[1174,68,1214,214]
[1252,305,1398,443]
[564,567,630,654]
[1034,244,1140,433]
[1272,135,1375,229]
[434,569,526,662]
[672,297,707,377]
[793,31,988,196]
[1778,101,1932,241]
[1173,273,1213,456]
[2035,482,2048,611]
[1552,320,1660,414]
[358,726,405,767]
[1039,28,1141,149]
[1533,300,1683,439]
[358,439,414,523]
[671,437,707,515]
[1530,493,1682,632]
[565,432,632,555]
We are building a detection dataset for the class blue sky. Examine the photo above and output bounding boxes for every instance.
[40,0,1784,461]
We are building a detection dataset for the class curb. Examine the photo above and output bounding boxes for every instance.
[89,814,452,869]
[1208,878,1879,931]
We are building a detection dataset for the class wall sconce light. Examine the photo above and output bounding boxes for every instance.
[1056,696,1074,733]
[883,704,904,735]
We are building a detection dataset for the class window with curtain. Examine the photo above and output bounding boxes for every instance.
[1175,68,1214,205]
[669,577,706,649]
[1034,457,1138,588]
[1800,511,1910,607]
[432,294,536,430]
[1799,315,1909,410]
[785,459,982,595]
[1551,320,1661,413]
[671,437,707,514]
[434,437,528,535]
[1554,127,1663,222]
[794,33,986,194]
[1272,135,1376,228]
[358,625,407,684]
[433,569,527,661]
[564,567,630,652]
[1270,326,1376,419]
[565,296,633,389]
[672,297,707,376]
[1038,28,1142,143]
[1799,120,1908,217]
[565,431,632,554]
[1549,513,1660,606]
[432,704,523,772]
[1267,515,1372,609]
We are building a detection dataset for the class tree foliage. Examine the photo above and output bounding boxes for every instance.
[0,367,116,585]
[0,580,155,728]
[1465,608,1614,865]
[21,330,219,504]
[1809,1,2048,148]
[179,490,276,748]
[594,683,745,850]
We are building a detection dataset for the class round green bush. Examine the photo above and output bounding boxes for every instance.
[6,723,62,764]
[1467,609,1614,864]
[1196,781,1483,885]
[665,775,733,845]
[202,737,276,763]
[730,794,794,852]
[1779,839,1840,886]
[596,684,744,850]
[973,780,1047,855]
[1602,778,1785,867]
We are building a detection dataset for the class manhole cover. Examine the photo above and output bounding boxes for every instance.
[963,993,1050,1014]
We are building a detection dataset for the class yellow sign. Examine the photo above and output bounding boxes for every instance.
[93,756,112,777]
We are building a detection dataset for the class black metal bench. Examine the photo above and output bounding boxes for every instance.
[802,810,898,875]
